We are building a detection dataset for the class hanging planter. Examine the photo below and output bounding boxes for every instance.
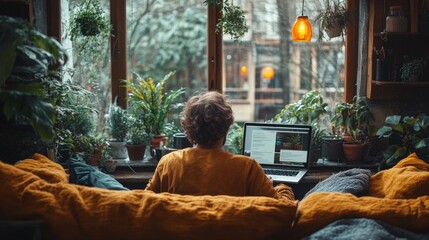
[69,0,111,40]
[204,0,248,42]
[76,14,101,36]
[315,0,353,41]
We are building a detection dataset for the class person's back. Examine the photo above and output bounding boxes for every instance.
[145,91,294,200]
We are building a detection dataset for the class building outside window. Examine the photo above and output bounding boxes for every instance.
[62,0,346,130]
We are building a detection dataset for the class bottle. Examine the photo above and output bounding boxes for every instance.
[386,6,408,33]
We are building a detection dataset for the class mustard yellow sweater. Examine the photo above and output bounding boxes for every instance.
[145,148,295,200]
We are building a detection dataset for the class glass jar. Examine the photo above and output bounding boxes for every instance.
[386,6,408,33]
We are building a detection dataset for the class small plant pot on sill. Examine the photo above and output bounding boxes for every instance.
[109,141,128,159]
[321,136,344,162]
[86,144,103,167]
[342,141,366,162]
[103,159,117,173]
[125,144,146,161]
[151,134,169,149]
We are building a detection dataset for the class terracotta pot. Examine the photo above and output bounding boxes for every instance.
[125,144,146,161]
[88,145,103,166]
[103,159,118,173]
[342,142,366,162]
[151,134,169,148]
[342,133,354,142]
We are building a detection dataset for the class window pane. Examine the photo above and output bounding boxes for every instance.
[224,0,345,123]
[126,0,208,99]
[62,0,111,132]
[126,0,208,134]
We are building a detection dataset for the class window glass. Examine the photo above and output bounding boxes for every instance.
[126,0,208,132]
[224,0,345,123]
[61,0,111,132]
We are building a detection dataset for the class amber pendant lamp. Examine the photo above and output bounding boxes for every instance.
[291,0,312,42]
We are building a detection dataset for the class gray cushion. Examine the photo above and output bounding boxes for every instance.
[304,168,372,199]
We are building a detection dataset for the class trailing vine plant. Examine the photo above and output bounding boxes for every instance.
[204,0,248,41]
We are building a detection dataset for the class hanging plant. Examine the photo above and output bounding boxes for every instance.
[315,0,353,41]
[69,0,111,40]
[204,0,248,42]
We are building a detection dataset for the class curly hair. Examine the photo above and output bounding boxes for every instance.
[181,91,234,147]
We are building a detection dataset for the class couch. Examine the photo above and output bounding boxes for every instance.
[1,153,429,240]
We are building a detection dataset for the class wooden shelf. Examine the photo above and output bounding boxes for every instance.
[375,32,429,39]
[366,0,429,100]
[372,81,429,86]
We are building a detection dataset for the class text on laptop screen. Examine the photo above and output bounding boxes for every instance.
[242,123,311,167]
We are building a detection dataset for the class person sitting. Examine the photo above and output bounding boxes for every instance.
[145,91,294,200]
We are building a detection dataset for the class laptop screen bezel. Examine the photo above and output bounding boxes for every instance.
[241,122,312,169]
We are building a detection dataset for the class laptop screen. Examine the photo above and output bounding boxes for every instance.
[242,122,312,168]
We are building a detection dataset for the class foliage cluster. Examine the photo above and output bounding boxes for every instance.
[376,114,429,169]
[315,0,353,41]
[0,16,66,141]
[204,0,248,41]
[273,90,330,148]
[126,114,150,145]
[331,96,375,142]
[107,105,128,142]
[400,58,426,82]
[123,71,185,136]
[69,0,111,40]
[225,123,243,154]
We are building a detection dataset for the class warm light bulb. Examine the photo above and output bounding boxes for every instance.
[292,16,312,42]
[261,66,275,80]
[240,65,248,77]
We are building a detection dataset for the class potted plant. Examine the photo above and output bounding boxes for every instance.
[376,114,429,170]
[72,134,106,167]
[315,0,353,41]
[101,143,117,173]
[273,90,330,162]
[122,71,185,149]
[125,114,151,161]
[107,104,128,159]
[331,96,375,162]
[69,0,111,39]
[0,16,67,164]
[400,58,426,82]
[204,0,248,42]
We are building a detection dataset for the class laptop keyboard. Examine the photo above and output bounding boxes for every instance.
[264,169,299,176]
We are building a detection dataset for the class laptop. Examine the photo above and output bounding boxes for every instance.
[242,122,312,183]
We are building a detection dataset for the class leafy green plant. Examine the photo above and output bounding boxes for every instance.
[126,114,150,145]
[331,96,375,142]
[273,90,330,148]
[123,71,185,136]
[69,0,111,40]
[226,123,243,154]
[204,0,248,41]
[108,105,128,142]
[0,16,66,141]
[400,58,426,82]
[72,133,107,165]
[376,114,429,169]
[315,0,353,41]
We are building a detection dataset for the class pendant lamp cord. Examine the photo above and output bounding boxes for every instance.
[301,0,304,16]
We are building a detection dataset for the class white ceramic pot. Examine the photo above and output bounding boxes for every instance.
[109,141,128,159]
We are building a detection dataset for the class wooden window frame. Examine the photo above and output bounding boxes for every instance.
[50,0,358,107]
